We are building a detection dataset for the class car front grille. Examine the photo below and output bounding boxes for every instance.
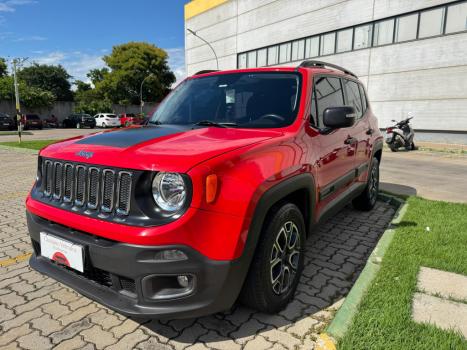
[40,159,132,216]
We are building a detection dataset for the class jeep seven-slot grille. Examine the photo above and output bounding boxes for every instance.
[41,160,132,215]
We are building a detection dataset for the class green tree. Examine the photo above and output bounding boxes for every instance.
[87,68,109,86]
[0,58,7,78]
[18,63,73,101]
[0,76,55,108]
[96,42,175,105]
[73,81,111,116]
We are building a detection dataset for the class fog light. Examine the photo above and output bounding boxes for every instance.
[154,249,188,262]
[177,275,190,288]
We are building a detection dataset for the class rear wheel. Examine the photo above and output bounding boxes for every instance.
[240,203,305,313]
[353,157,379,211]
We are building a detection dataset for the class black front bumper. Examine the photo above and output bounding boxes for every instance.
[27,212,247,319]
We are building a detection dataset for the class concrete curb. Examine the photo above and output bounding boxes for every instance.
[324,193,408,342]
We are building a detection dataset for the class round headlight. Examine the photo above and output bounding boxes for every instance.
[152,172,187,212]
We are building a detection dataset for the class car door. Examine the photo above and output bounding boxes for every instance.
[342,79,371,180]
[313,75,357,207]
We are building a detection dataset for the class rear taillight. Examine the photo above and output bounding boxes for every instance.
[386,128,393,133]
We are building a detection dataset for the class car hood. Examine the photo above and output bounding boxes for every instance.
[40,125,283,172]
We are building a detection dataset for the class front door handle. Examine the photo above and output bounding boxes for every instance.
[366,128,374,135]
[344,136,357,145]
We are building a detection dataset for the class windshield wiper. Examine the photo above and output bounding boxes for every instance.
[194,120,237,128]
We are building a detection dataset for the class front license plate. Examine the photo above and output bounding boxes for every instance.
[40,232,84,272]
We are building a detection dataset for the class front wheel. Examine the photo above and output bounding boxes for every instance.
[353,157,379,211]
[240,203,305,313]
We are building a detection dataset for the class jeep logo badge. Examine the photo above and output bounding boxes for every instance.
[75,150,94,159]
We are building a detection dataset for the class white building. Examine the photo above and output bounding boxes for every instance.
[184,0,467,142]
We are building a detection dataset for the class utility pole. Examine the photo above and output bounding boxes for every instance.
[11,57,28,143]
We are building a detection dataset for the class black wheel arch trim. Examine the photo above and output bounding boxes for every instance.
[242,173,316,262]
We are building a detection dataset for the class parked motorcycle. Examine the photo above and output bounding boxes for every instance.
[385,115,415,152]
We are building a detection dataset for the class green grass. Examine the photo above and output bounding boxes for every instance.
[339,197,467,350]
[0,140,58,150]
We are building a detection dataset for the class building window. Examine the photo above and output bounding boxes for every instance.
[237,2,463,68]
[354,24,373,49]
[373,18,394,46]
[257,48,267,67]
[336,28,353,53]
[419,7,445,38]
[445,2,467,34]
[267,46,278,65]
[238,53,247,69]
[305,36,319,58]
[291,39,305,61]
[395,13,418,42]
[247,51,257,68]
[279,42,292,63]
[320,32,335,55]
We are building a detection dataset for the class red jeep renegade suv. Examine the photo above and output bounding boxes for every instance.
[26,61,383,318]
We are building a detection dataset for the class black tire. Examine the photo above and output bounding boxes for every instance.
[240,202,305,313]
[389,144,398,152]
[353,157,380,211]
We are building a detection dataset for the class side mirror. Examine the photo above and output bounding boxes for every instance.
[323,106,356,129]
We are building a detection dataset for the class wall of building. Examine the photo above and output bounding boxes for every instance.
[185,0,467,134]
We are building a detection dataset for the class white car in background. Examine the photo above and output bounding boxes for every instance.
[94,113,121,128]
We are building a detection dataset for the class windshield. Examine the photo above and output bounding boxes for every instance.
[150,72,301,128]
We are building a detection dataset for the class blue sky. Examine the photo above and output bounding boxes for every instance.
[0,0,189,84]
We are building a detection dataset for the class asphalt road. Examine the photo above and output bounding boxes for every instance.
[380,150,467,203]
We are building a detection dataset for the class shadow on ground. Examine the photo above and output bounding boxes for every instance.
[134,201,396,347]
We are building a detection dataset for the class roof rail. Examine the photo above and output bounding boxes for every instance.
[297,60,357,78]
[193,69,219,75]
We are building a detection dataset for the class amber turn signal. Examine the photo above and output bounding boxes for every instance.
[206,174,218,204]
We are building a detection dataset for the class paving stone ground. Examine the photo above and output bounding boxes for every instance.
[0,147,396,349]
[412,267,467,337]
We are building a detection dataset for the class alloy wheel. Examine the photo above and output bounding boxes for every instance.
[369,163,379,204]
[270,221,301,295]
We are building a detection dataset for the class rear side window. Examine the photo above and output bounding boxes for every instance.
[314,76,344,127]
[343,79,363,118]
[358,84,368,113]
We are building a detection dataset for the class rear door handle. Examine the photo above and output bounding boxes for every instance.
[366,128,374,135]
[344,136,357,145]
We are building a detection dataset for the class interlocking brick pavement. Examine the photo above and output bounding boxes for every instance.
[0,147,396,349]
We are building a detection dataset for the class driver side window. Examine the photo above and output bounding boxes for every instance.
[314,76,345,127]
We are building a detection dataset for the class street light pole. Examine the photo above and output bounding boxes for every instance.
[187,28,219,70]
[140,74,153,115]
